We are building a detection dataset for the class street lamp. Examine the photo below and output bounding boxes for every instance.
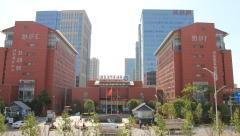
[202,67,218,131]
[202,67,227,133]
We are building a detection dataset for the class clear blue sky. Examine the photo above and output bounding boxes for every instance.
[0,0,239,86]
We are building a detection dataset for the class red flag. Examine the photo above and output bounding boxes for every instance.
[107,88,112,96]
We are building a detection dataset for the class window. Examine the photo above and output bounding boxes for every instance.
[25,52,33,56]
[29,43,35,47]
[194,64,205,68]
[23,72,31,76]
[18,80,35,102]
[193,44,204,48]
[195,73,205,78]
[193,54,204,58]
[16,66,21,71]
[25,62,32,66]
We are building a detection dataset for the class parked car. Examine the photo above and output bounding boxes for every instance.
[12,120,24,129]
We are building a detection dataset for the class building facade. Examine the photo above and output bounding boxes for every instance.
[155,23,234,102]
[36,10,91,87]
[135,41,141,81]
[71,80,156,114]
[125,58,136,81]
[140,10,194,86]
[0,21,78,112]
[89,57,99,80]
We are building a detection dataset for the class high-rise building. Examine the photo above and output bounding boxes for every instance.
[140,10,194,86]
[135,41,141,80]
[36,10,91,87]
[0,21,77,112]
[89,57,99,80]
[125,58,136,81]
[155,23,234,102]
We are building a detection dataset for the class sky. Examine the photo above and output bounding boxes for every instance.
[0,0,239,86]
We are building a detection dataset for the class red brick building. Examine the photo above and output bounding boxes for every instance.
[0,21,78,112]
[155,23,234,102]
[71,80,156,113]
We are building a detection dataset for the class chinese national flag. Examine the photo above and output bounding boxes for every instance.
[107,88,112,96]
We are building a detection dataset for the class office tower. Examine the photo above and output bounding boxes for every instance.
[0,21,77,112]
[89,57,99,80]
[36,10,91,87]
[155,23,234,102]
[140,10,194,86]
[125,58,136,81]
[135,41,141,80]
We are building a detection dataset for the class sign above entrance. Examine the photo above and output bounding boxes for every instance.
[99,75,128,81]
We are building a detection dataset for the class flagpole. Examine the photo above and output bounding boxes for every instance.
[111,87,113,114]
[106,87,107,114]
[117,88,118,114]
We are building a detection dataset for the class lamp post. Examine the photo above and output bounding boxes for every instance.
[202,67,218,131]
[203,68,227,134]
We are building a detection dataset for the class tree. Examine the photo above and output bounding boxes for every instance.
[182,83,198,100]
[0,98,5,113]
[38,90,51,114]
[153,113,166,136]
[213,112,225,136]
[182,111,194,136]
[231,107,240,134]
[58,111,73,136]
[20,112,40,136]
[91,113,101,135]
[147,100,156,110]
[0,113,7,136]
[29,90,51,116]
[161,103,176,119]
[84,99,95,114]
[195,103,203,124]
[127,99,140,112]
[174,98,185,118]
[155,101,162,113]
[71,100,81,114]
[126,115,135,136]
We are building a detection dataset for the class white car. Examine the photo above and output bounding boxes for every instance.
[12,120,25,129]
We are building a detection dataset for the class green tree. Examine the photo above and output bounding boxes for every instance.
[84,99,95,114]
[71,100,81,114]
[182,83,198,100]
[147,100,156,110]
[0,98,5,113]
[38,90,51,114]
[208,106,214,122]
[58,111,73,136]
[153,113,166,136]
[29,90,51,116]
[174,98,185,118]
[155,101,162,113]
[182,111,194,136]
[231,107,240,134]
[91,113,101,136]
[161,103,176,119]
[195,103,203,124]
[126,115,135,136]
[127,99,140,112]
[0,113,7,136]
[213,112,225,136]
[20,112,40,136]
[218,104,229,122]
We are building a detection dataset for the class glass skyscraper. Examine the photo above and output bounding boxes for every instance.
[140,9,194,85]
[125,58,136,81]
[36,10,91,87]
